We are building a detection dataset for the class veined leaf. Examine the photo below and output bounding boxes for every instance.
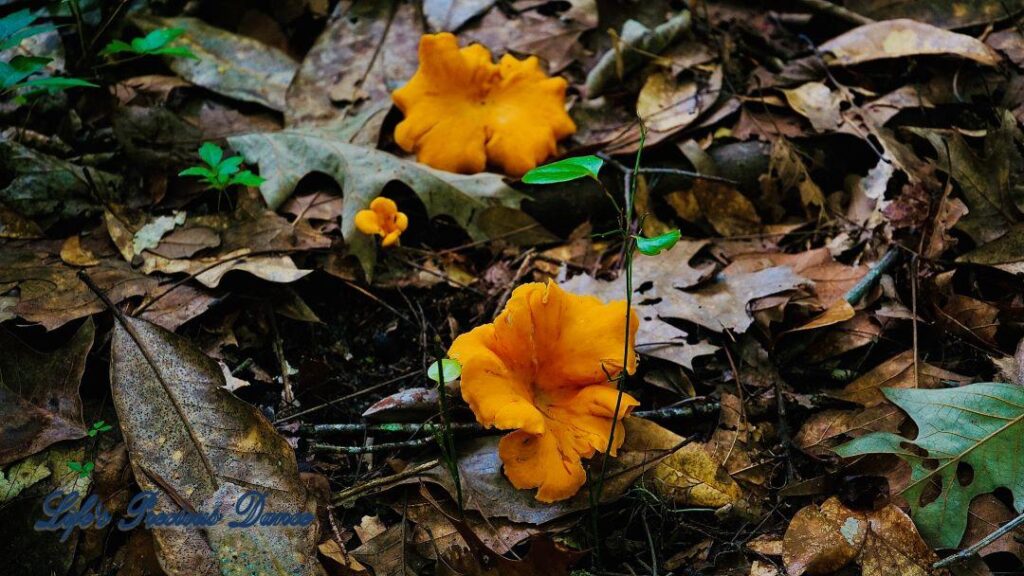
[521,155,603,184]
[110,315,324,575]
[636,229,681,256]
[836,383,1024,549]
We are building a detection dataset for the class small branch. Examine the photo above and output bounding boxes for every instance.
[312,437,435,454]
[636,168,738,185]
[330,458,440,507]
[790,0,874,26]
[934,509,1024,569]
[844,247,899,305]
[302,403,721,438]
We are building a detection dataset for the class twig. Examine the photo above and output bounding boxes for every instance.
[934,509,1024,568]
[636,168,738,185]
[273,369,422,424]
[301,403,721,437]
[312,438,434,454]
[844,247,899,305]
[790,0,874,26]
[330,458,441,507]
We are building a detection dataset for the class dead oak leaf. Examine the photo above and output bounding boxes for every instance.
[829,350,968,407]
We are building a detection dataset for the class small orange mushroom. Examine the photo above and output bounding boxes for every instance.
[449,281,639,502]
[354,197,408,247]
[392,33,577,177]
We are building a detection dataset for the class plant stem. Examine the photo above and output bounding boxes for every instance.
[934,509,1024,568]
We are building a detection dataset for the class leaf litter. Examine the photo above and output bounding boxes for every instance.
[4,1,1024,575]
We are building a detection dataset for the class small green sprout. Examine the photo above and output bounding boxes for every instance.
[67,460,94,478]
[0,9,96,101]
[87,420,113,437]
[101,27,198,60]
[635,229,681,256]
[427,358,462,385]
[178,142,265,191]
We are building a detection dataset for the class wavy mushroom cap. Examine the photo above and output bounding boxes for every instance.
[449,280,639,502]
[392,33,576,177]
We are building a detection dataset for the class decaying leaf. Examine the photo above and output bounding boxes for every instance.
[585,12,691,97]
[818,19,1000,67]
[0,319,93,465]
[829,350,968,407]
[110,315,323,575]
[783,497,941,576]
[133,15,299,112]
[623,417,743,508]
[783,82,842,132]
[286,0,422,124]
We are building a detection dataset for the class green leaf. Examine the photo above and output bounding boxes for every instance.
[427,359,462,385]
[835,383,1024,549]
[0,55,50,89]
[521,155,603,184]
[198,142,223,168]
[178,166,214,179]
[100,39,134,56]
[0,10,55,51]
[230,170,265,188]
[133,27,186,53]
[66,461,82,472]
[217,155,245,178]
[17,77,98,90]
[636,229,681,256]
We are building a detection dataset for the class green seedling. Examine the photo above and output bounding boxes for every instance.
[87,420,113,437]
[101,27,198,60]
[178,142,265,191]
[67,460,94,479]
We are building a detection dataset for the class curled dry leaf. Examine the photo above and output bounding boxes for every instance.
[60,235,99,267]
[783,82,842,133]
[818,19,1000,67]
[0,319,93,465]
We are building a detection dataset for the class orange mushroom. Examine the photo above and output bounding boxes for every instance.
[392,33,576,177]
[449,281,639,502]
[354,197,408,247]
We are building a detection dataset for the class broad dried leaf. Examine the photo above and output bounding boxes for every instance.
[229,130,529,277]
[110,316,323,575]
[133,15,298,112]
[724,248,867,309]
[783,497,865,575]
[666,180,762,237]
[794,405,904,459]
[585,13,690,97]
[911,111,1023,245]
[837,383,1024,548]
[830,350,968,407]
[624,417,742,508]
[635,66,722,148]
[784,497,942,576]
[286,0,421,125]
[846,0,1024,29]
[819,19,1000,67]
[0,140,120,230]
[0,319,92,465]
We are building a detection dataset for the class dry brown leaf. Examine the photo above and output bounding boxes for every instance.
[623,417,743,508]
[804,312,881,363]
[355,516,388,545]
[961,494,1024,561]
[60,235,99,267]
[794,405,904,459]
[791,300,856,332]
[783,82,842,132]
[939,294,999,347]
[636,66,723,146]
[784,497,943,576]
[830,350,968,407]
[0,320,93,465]
[725,248,867,309]
[783,497,866,575]
[667,180,762,237]
[818,19,1000,67]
